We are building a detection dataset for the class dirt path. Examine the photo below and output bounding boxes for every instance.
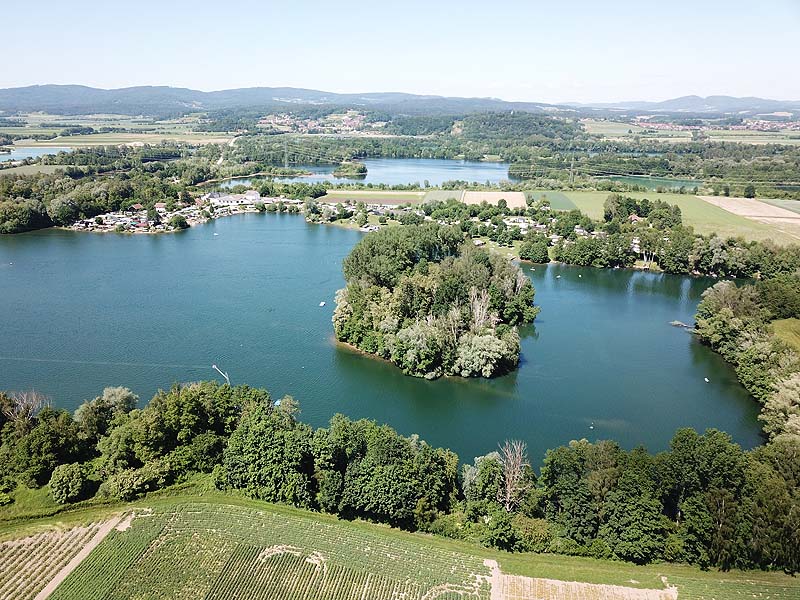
[33,515,123,600]
[698,195,800,241]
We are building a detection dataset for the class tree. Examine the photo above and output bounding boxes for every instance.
[168,214,189,229]
[74,387,137,441]
[1,390,48,437]
[222,398,315,507]
[497,440,533,512]
[743,184,756,199]
[50,462,90,504]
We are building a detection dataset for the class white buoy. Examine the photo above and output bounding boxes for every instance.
[704,377,710,383]
[578,274,582,278]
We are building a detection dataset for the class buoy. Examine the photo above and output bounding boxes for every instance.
[704,377,710,383]
[578,274,582,278]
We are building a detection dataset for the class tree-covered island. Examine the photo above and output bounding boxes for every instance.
[332,161,367,178]
[333,223,539,379]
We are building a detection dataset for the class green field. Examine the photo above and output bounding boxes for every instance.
[320,190,426,205]
[15,132,231,146]
[423,189,466,202]
[1,493,797,600]
[772,318,800,352]
[550,191,797,245]
[0,164,71,176]
[581,120,644,136]
[706,129,800,146]
[762,197,800,215]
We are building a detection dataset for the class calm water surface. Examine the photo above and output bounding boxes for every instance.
[0,146,74,162]
[0,214,761,461]
[220,158,513,188]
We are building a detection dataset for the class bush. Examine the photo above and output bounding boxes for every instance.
[512,515,552,552]
[50,462,90,504]
[0,492,11,506]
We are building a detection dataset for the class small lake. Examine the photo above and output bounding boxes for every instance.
[0,214,761,461]
[219,158,513,188]
[0,146,74,162]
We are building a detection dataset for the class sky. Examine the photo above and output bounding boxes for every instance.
[3,0,800,104]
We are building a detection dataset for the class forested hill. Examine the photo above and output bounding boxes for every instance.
[1,85,798,118]
[0,85,556,117]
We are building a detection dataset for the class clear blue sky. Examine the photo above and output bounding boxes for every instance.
[5,0,799,103]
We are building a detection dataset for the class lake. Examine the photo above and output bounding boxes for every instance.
[0,214,762,462]
[0,146,74,162]
[219,158,513,188]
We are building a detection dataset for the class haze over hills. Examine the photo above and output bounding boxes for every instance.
[0,84,798,118]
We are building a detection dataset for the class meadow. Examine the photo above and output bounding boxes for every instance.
[320,189,426,204]
[1,492,798,600]
[772,318,800,352]
[530,190,798,245]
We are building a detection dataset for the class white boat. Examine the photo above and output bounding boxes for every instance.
[213,233,219,236]
[319,301,326,307]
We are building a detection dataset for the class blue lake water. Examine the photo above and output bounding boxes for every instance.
[219,158,513,188]
[0,214,762,461]
[0,146,74,162]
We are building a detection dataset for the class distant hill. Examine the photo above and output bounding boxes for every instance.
[569,95,800,115]
[0,85,798,118]
[0,85,557,117]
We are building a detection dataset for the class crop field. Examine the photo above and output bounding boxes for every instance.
[762,198,800,215]
[49,502,493,600]
[463,191,526,208]
[17,132,232,146]
[0,494,796,600]
[0,520,110,600]
[698,195,800,243]
[526,191,577,211]
[581,120,645,136]
[424,189,466,202]
[320,190,426,205]
[547,190,798,245]
[705,129,800,146]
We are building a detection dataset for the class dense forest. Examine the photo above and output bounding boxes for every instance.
[332,224,539,378]
[1,380,797,572]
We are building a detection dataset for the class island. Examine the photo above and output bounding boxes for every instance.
[332,160,367,178]
[332,223,539,378]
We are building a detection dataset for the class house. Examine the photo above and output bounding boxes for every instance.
[154,202,167,212]
[629,214,644,223]
[131,203,144,211]
[244,190,261,202]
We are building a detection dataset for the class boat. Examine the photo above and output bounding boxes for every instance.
[319,301,326,307]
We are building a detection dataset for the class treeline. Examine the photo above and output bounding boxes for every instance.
[333,224,539,378]
[1,381,797,572]
[695,278,800,439]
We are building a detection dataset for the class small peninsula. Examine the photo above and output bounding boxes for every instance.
[333,223,539,379]
[332,161,367,178]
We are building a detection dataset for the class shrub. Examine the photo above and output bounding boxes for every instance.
[50,462,90,504]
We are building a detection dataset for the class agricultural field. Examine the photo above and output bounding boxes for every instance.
[1,494,797,600]
[0,519,115,600]
[0,164,71,176]
[319,190,426,205]
[424,189,466,202]
[705,129,800,146]
[581,119,645,136]
[17,132,232,146]
[462,190,527,208]
[0,113,232,146]
[761,197,800,216]
[540,190,798,245]
[772,318,800,352]
[698,195,800,243]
